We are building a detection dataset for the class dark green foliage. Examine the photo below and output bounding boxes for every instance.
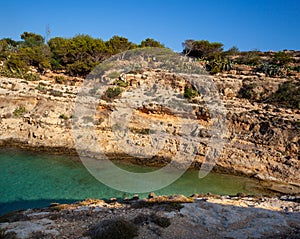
[5,54,28,72]
[113,79,128,87]
[66,60,95,77]
[0,65,40,81]
[131,128,150,134]
[106,35,137,54]
[18,45,51,73]
[267,80,300,109]
[292,66,300,72]
[140,38,164,48]
[21,32,44,47]
[238,83,258,100]
[50,58,63,71]
[0,32,298,80]
[13,106,27,117]
[224,46,239,56]
[50,89,63,97]
[182,39,223,59]
[48,35,109,76]
[184,85,198,99]
[206,57,232,74]
[23,72,41,81]
[89,218,138,239]
[255,63,283,77]
[36,83,47,93]
[107,71,121,79]
[55,75,65,84]
[236,50,262,66]
[272,51,292,67]
[0,38,19,60]
[2,32,51,74]
[106,87,122,98]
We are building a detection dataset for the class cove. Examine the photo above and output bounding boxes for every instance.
[1,148,267,216]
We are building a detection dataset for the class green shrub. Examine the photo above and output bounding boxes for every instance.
[5,55,28,72]
[236,51,261,66]
[106,87,122,99]
[50,89,63,97]
[255,63,283,77]
[50,58,63,71]
[55,75,65,84]
[184,86,198,99]
[131,128,150,134]
[292,66,300,73]
[238,83,257,100]
[66,60,95,77]
[23,72,41,81]
[113,79,128,87]
[140,38,165,48]
[206,57,231,74]
[36,83,47,93]
[272,51,292,67]
[0,64,40,81]
[267,80,300,109]
[21,32,44,47]
[13,106,27,117]
[89,218,138,239]
[107,71,120,79]
[182,39,223,59]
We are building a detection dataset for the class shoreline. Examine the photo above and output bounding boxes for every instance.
[1,142,299,196]
[1,194,299,239]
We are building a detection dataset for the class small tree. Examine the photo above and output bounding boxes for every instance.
[182,39,223,59]
[21,32,44,47]
[106,35,136,54]
[140,38,164,48]
[224,46,239,56]
[0,38,20,60]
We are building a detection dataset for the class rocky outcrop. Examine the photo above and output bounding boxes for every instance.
[0,70,299,193]
[0,195,299,239]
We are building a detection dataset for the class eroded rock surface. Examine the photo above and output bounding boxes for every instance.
[0,70,299,193]
[0,195,299,239]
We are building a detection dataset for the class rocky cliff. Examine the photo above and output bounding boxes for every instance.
[0,68,299,193]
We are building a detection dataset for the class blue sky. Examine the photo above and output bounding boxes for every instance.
[0,0,299,52]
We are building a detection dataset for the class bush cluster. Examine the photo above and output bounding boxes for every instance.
[0,32,165,78]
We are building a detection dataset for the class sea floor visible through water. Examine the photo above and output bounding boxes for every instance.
[0,147,270,215]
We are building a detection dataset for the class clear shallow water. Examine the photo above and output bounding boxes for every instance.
[0,148,265,215]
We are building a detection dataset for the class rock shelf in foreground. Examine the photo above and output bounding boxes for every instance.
[0,195,300,239]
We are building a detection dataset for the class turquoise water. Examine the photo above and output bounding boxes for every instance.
[0,148,265,215]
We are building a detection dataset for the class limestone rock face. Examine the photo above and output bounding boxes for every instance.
[0,70,299,193]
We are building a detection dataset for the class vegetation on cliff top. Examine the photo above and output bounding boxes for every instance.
[1,31,298,78]
[0,33,164,77]
[0,32,299,108]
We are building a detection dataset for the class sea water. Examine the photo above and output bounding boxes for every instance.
[0,148,265,215]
